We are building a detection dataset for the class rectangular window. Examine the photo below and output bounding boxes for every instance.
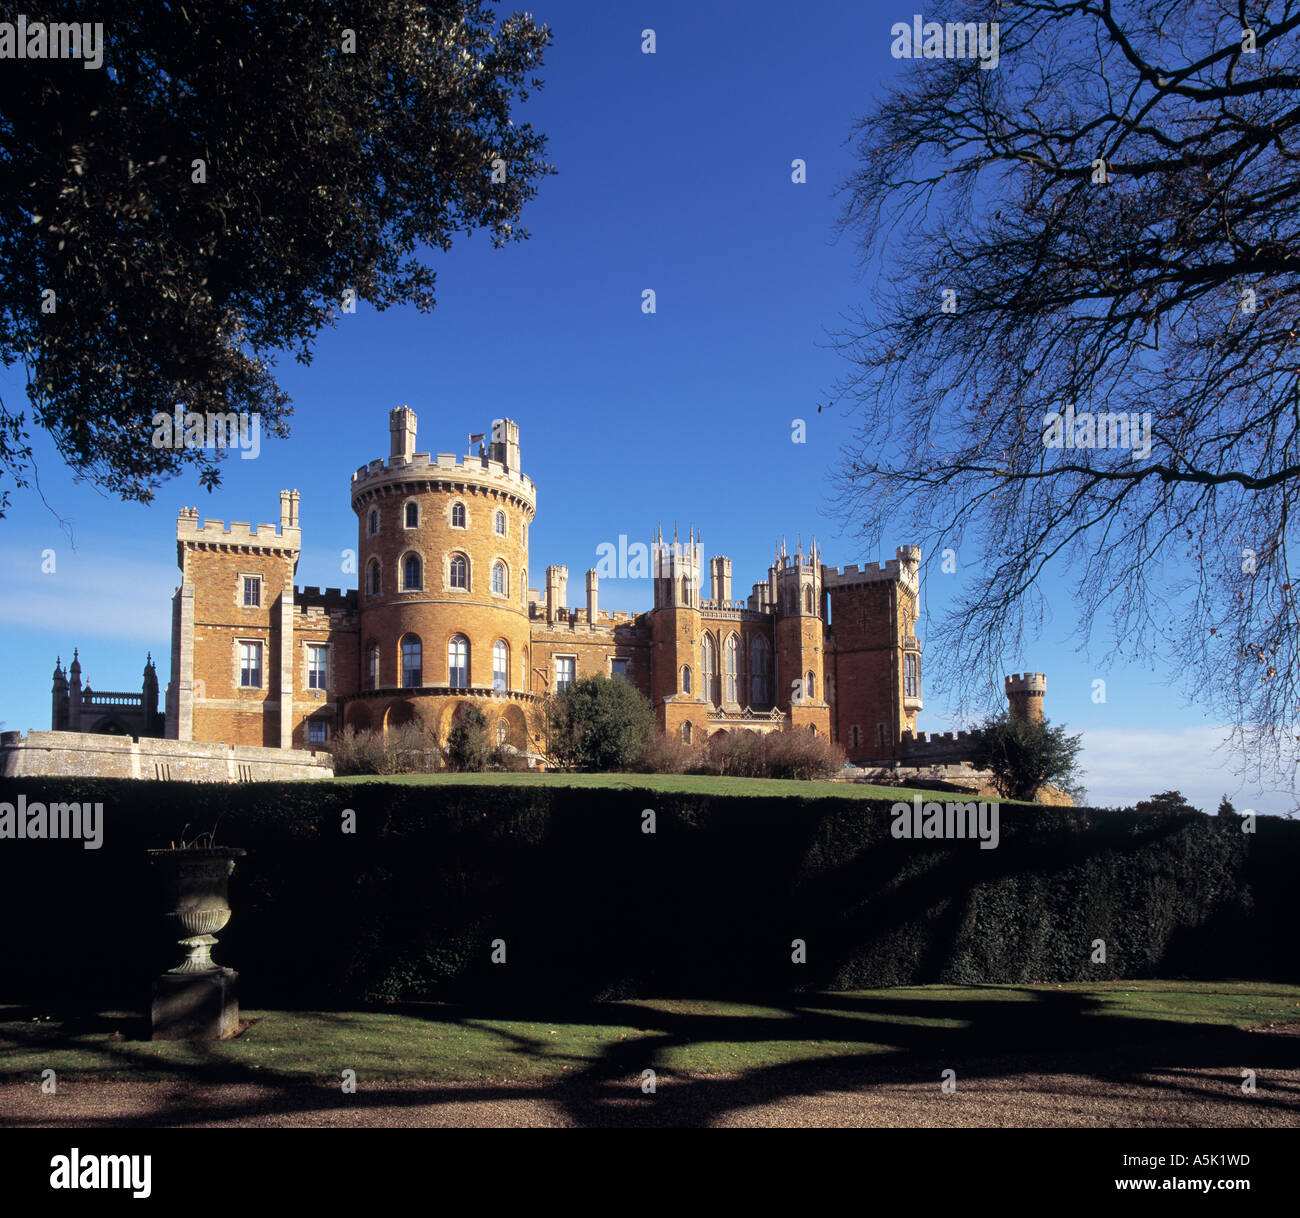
[308,645,329,691]
[905,653,919,698]
[243,577,261,608]
[555,657,575,691]
[308,721,328,744]
[851,725,860,749]
[239,642,263,688]
[610,658,628,682]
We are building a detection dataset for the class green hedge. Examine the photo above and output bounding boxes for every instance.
[0,778,1292,1006]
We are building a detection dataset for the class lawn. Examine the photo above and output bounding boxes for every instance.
[4,982,1296,1086]
[330,769,988,803]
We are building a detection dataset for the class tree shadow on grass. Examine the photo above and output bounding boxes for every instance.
[2,987,1297,1128]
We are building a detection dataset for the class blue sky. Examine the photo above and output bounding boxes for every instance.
[0,1,1293,815]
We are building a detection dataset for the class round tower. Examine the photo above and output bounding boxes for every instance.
[347,408,536,747]
[1005,672,1047,723]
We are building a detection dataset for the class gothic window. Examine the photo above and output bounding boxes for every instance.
[724,634,739,703]
[449,554,468,590]
[404,501,419,529]
[402,553,422,591]
[493,640,508,692]
[804,586,813,614]
[368,508,379,536]
[449,635,469,688]
[367,559,381,597]
[367,643,380,689]
[451,501,467,529]
[805,670,817,700]
[681,666,692,695]
[495,510,507,536]
[682,721,693,745]
[750,636,770,706]
[401,636,422,687]
[701,634,718,704]
[492,561,507,595]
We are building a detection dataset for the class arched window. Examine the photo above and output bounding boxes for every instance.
[366,559,381,598]
[702,634,718,704]
[451,502,466,528]
[682,721,693,745]
[368,508,379,536]
[681,666,692,694]
[401,636,422,688]
[404,501,419,529]
[494,510,506,536]
[449,554,468,590]
[448,635,469,688]
[750,636,770,706]
[367,643,380,689]
[402,553,422,591]
[724,634,739,703]
[492,561,507,595]
[805,671,816,701]
[493,640,508,692]
[804,585,813,614]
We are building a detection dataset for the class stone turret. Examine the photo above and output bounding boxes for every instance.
[1005,672,1047,723]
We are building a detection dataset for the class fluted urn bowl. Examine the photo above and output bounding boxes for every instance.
[147,847,247,974]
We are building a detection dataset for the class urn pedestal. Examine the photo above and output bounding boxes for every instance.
[148,847,247,1040]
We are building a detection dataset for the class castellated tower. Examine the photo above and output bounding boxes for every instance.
[1005,672,1047,723]
[348,406,536,747]
[651,526,706,740]
[823,544,922,762]
[772,539,827,731]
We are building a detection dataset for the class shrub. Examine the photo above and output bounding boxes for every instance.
[446,705,492,772]
[329,720,443,775]
[761,728,846,780]
[532,675,656,771]
[634,730,699,774]
[968,713,1083,800]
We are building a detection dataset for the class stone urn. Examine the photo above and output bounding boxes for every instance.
[147,846,246,1039]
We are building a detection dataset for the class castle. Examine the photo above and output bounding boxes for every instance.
[48,408,1049,765]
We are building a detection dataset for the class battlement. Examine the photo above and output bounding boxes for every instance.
[176,507,300,553]
[296,586,359,613]
[822,546,921,593]
[350,450,536,505]
[899,728,987,764]
[1005,672,1047,693]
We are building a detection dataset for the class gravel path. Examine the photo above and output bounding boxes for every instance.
[5,1032,1298,1128]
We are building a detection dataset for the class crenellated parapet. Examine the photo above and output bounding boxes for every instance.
[349,450,536,516]
[822,545,921,596]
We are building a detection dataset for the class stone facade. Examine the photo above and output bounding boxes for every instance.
[1,730,332,781]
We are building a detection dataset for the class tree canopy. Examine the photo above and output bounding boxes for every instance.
[0,1,551,514]
[833,1,1298,780]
